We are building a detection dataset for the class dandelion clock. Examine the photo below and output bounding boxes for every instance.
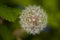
[19,5,48,35]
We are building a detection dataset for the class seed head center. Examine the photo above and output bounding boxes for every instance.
[29,15,38,26]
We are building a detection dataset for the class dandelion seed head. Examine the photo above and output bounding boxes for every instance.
[19,5,48,35]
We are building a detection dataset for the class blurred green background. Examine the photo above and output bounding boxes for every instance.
[0,0,60,40]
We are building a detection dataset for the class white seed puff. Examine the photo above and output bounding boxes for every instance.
[19,5,48,35]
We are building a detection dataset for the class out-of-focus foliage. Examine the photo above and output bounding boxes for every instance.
[0,0,60,40]
[0,4,20,22]
[11,0,33,6]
